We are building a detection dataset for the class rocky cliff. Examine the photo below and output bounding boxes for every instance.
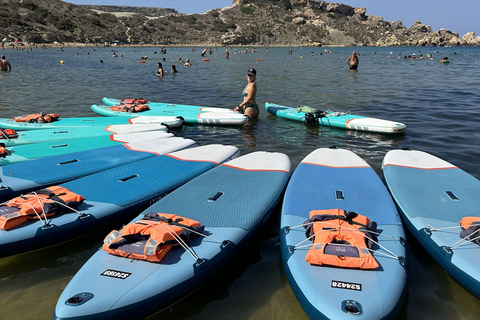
[1,0,479,46]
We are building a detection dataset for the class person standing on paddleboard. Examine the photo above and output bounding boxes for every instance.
[347,51,359,70]
[234,68,259,120]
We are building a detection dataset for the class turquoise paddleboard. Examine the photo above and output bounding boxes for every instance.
[383,149,480,298]
[0,131,173,166]
[281,147,407,319]
[0,137,195,203]
[0,144,238,258]
[265,102,407,134]
[0,124,167,147]
[96,97,249,125]
[0,116,183,130]
[54,151,290,320]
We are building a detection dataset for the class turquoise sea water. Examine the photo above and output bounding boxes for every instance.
[1,46,479,319]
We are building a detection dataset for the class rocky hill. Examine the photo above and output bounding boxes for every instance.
[1,0,479,46]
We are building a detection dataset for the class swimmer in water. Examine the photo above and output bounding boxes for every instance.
[347,51,359,70]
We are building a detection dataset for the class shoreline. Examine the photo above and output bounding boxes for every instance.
[1,42,476,49]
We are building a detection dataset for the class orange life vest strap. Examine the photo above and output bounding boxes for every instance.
[0,186,85,230]
[102,213,204,262]
[304,209,379,269]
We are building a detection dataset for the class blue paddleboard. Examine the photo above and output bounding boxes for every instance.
[0,145,238,258]
[281,147,407,319]
[265,102,407,134]
[0,137,195,203]
[54,151,290,320]
[0,124,168,147]
[383,149,480,298]
[0,116,183,130]
[0,131,173,166]
[96,97,249,125]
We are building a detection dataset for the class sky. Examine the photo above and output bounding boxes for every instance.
[68,0,479,37]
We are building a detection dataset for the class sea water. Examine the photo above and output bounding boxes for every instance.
[0,46,479,320]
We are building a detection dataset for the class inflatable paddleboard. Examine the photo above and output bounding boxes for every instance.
[383,149,480,298]
[96,97,249,125]
[103,97,238,113]
[265,102,407,134]
[54,151,290,320]
[0,116,183,130]
[0,144,238,258]
[0,124,168,147]
[0,131,174,166]
[281,147,407,319]
[0,137,195,203]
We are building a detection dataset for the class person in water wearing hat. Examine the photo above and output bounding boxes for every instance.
[234,68,259,119]
[0,55,11,71]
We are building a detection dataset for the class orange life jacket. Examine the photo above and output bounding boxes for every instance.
[0,146,7,158]
[0,129,18,139]
[120,98,148,105]
[103,212,204,262]
[460,217,480,245]
[109,104,150,113]
[304,209,379,269]
[0,186,85,230]
[13,113,60,123]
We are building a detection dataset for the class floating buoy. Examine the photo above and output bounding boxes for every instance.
[60,60,64,64]
[300,56,303,59]
[203,59,209,62]
[139,60,146,63]
[256,58,262,61]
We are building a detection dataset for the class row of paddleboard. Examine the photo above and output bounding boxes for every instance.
[1,140,478,319]
[96,98,407,134]
[0,98,406,134]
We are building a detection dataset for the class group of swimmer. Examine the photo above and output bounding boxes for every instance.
[155,58,190,77]
[2,45,457,123]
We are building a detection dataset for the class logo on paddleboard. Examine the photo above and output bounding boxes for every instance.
[101,269,132,279]
[331,280,362,291]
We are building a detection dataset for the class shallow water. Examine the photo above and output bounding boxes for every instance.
[0,45,479,319]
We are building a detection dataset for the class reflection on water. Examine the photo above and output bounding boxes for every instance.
[0,46,480,319]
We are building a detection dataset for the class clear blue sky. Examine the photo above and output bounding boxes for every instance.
[68,0,479,37]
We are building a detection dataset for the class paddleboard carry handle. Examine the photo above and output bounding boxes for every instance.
[208,192,223,202]
[57,159,79,165]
